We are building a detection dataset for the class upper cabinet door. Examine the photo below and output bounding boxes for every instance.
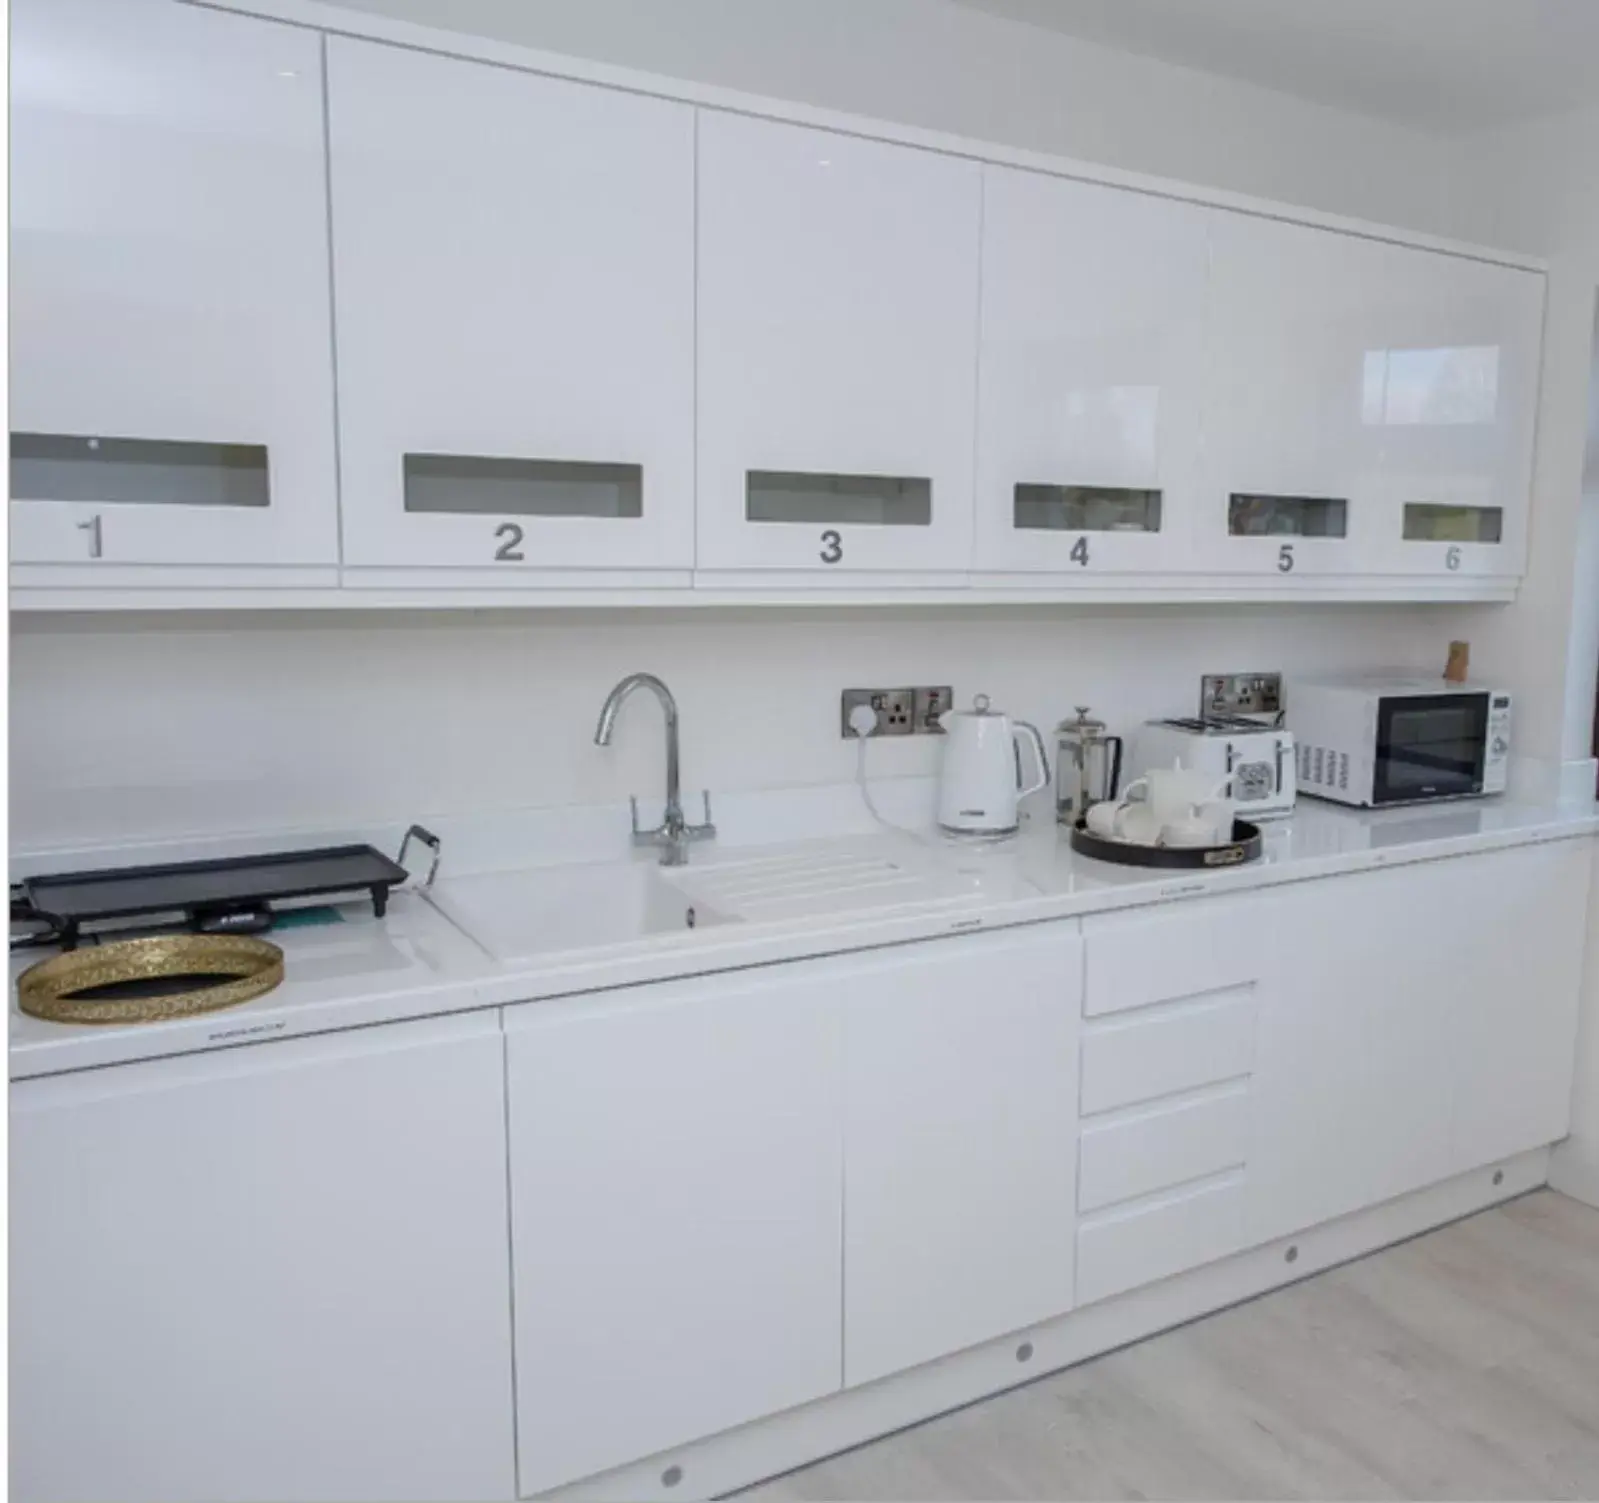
[9,0,337,570]
[327,40,695,581]
[973,169,1209,578]
[1196,212,1391,579]
[1361,251,1542,582]
[696,113,982,581]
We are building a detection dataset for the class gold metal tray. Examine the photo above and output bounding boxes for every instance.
[17,934,285,1026]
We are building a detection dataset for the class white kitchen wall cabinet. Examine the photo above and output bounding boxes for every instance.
[9,0,338,581]
[10,1015,516,1503]
[1196,211,1394,581]
[1362,250,1543,583]
[842,926,1082,1386]
[505,970,842,1496]
[696,112,982,584]
[327,39,695,586]
[973,168,1210,580]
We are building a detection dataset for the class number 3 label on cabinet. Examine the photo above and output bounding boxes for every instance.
[695,113,982,580]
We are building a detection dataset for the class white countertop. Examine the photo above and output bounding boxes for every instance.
[13,788,1599,1079]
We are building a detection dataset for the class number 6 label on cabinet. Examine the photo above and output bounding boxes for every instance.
[1446,546,1462,571]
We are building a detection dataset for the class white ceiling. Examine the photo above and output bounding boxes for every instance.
[950,0,1599,133]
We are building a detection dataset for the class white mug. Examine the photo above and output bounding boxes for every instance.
[1115,802,1163,846]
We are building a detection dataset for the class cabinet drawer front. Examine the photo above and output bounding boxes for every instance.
[1077,1172,1246,1306]
[1079,1083,1250,1213]
[1080,990,1256,1115]
[1084,904,1264,1016]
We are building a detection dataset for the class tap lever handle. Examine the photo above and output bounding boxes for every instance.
[629,795,643,837]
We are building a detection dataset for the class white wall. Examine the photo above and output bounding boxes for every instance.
[1451,100,1599,1209]
[320,0,1492,242]
[9,605,1447,853]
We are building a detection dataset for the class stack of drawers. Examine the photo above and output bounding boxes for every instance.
[1075,902,1267,1306]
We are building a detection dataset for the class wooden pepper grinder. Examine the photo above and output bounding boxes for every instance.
[1444,640,1471,683]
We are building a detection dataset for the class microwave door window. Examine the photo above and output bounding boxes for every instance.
[1373,696,1489,803]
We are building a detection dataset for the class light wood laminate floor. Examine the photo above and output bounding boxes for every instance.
[740,1190,1599,1501]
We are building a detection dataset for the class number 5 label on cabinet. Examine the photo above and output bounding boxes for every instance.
[328,39,696,580]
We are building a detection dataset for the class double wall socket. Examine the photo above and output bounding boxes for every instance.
[1201,672,1284,718]
[841,686,953,738]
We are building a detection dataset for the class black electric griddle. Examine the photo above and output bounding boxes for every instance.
[22,844,411,950]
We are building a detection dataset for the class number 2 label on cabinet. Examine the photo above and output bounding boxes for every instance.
[493,522,525,562]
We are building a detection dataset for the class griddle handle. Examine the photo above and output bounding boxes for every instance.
[398,824,442,890]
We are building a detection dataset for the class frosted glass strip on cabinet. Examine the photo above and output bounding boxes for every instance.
[10,434,269,507]
[402,455,644,518]
[745,471,932,526]
[1228,493,1347,538]
[1014,485,1161,533]
[1402,504,1503,544]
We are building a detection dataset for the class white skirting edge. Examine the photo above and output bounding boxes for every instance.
[537,1148,1552,1502]
[1549,1148,1599,1210]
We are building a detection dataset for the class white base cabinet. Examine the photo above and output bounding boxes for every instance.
[10,1015,517,1503]
[842,926,1082,1386]
[11,838,1591,1501]
[504,967,844,1497]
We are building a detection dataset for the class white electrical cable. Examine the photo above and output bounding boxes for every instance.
[848,710,1013,848]
[852,726,928,841]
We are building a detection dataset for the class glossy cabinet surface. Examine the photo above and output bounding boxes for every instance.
[1195,211,1388,579]
[505,969,843,1496]
[1250,839,1588,1244]
[10,1016,516,1503]
[9,6,1543,604]
[1363,248,1543,581]
[1446,838,1589,1170]
[974,168,1210,577]
[696,112,982,580]
[842,927,1081,1385]
[328,38,695,581]
[10,0,338,571]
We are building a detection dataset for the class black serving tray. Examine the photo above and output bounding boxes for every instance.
[23,844,410,950]
[1070,817,1263,869]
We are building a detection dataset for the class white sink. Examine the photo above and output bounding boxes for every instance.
[426,861,734,965]
[668,840,1042,923]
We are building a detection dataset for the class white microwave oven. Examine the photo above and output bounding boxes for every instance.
[1289,675,1511,807]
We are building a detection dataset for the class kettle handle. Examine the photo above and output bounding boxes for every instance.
[1013,720,1050,800]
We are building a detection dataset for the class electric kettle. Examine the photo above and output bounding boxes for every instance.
[937,694,1049,837]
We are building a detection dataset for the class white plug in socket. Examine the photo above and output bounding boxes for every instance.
[848,703,879,739]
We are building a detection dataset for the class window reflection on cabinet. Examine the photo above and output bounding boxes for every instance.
[1229,493,1348,538]
[1362,347,1499,428]
[745,471,932,527]
[1402,504,1503,544]
[11,434,270,509]
[402,455,644,519]
[1014,485,1161,534]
